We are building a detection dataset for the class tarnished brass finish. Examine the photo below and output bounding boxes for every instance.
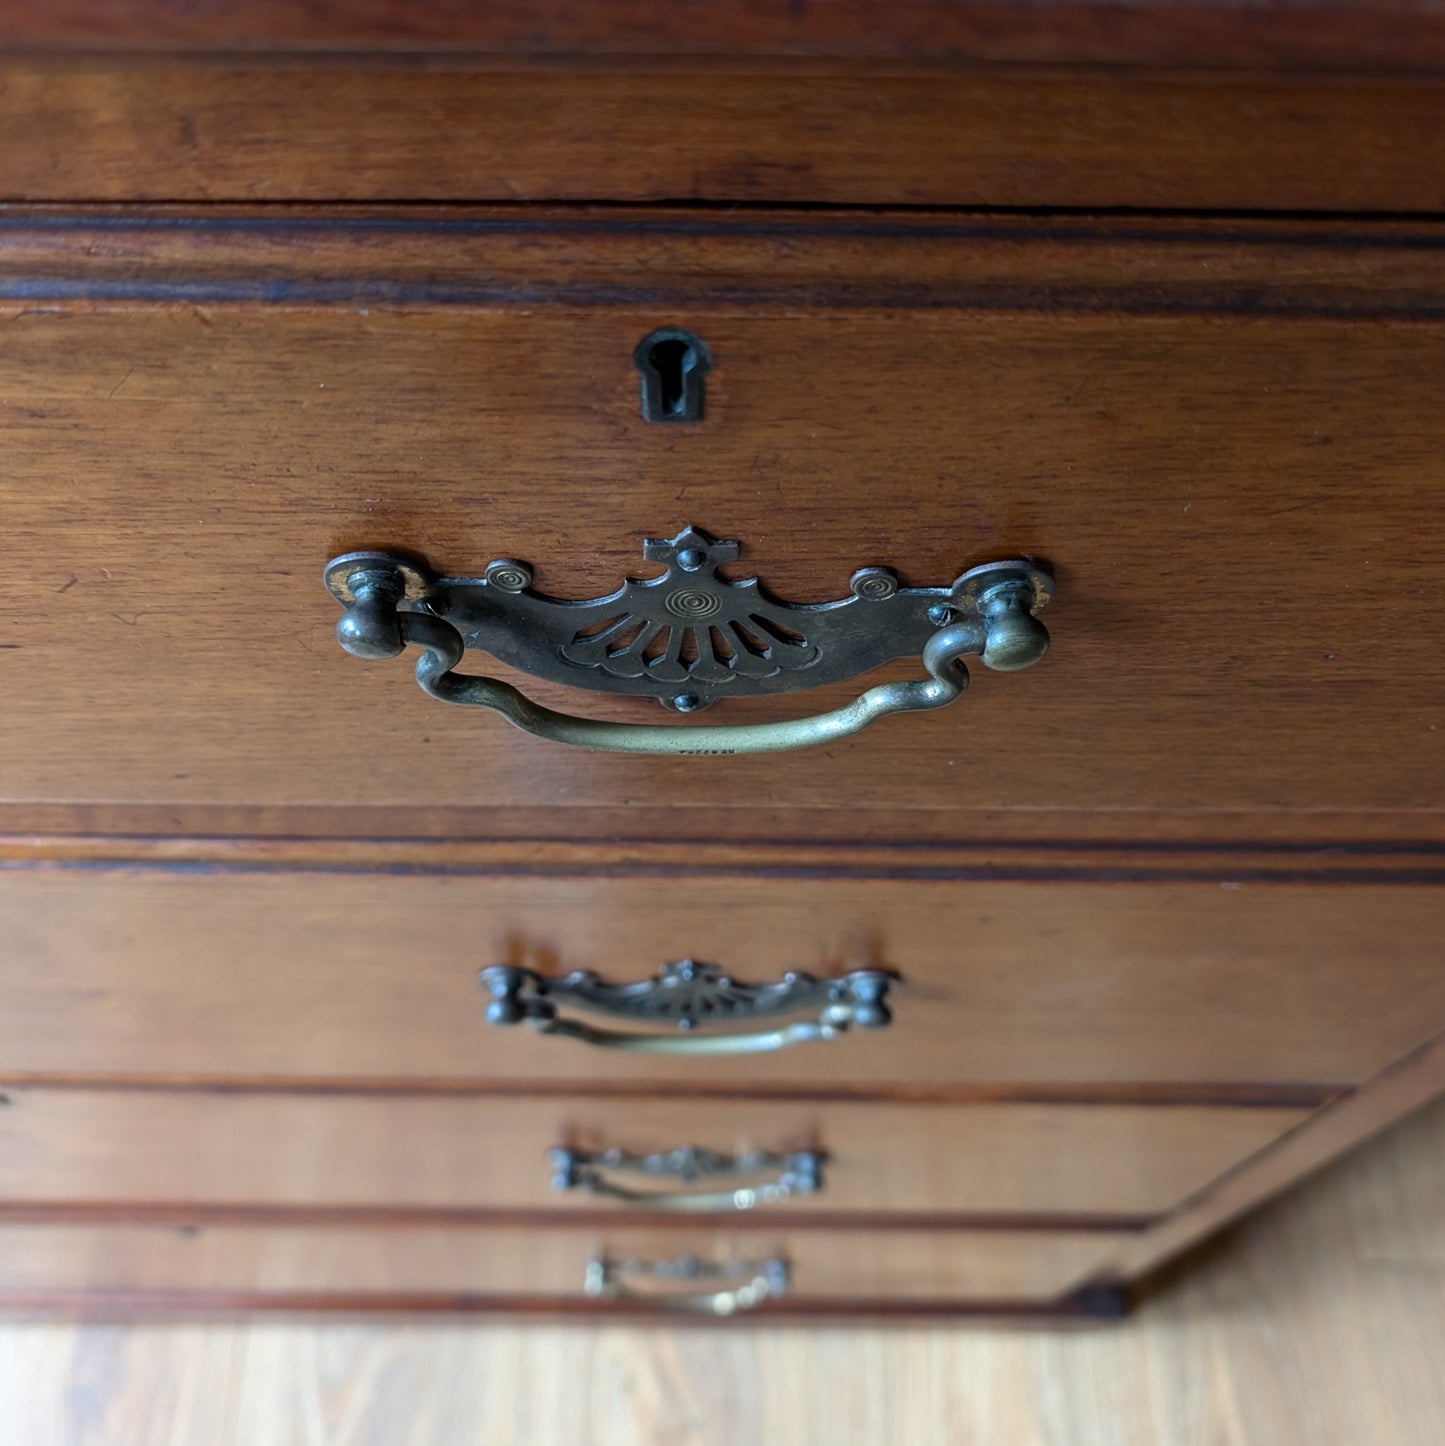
[478,959,896,1056]
[324,526,1054,755]
[584,1255,790,1315]
[550,1144,826,1212]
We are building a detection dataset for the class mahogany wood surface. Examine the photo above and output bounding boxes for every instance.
[0,1220,1121,1306]
[0,1088,1311,1219]
[2,871,1439,1090]
[0,63,1443,211]
[3,20,1444,1321]
[1,211,1443,841]
[6,1,1445,71]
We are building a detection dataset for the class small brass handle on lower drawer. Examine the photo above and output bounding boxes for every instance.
[551,1145,826,1212]
[479,960,895,1056]
[585,1255,790,1315]
[324,526,1053,756]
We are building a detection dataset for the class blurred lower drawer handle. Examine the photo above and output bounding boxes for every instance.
[550,1144,827,1211]
[584,1255,791,1315]
[478,958,897,1055]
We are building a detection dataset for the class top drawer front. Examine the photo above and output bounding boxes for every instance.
[1,211,1443,832]
[2,62,1445,213]
[10,5,1445,70]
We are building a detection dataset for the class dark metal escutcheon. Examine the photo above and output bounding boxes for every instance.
[634,328,711,423]
[323,525,1054,755]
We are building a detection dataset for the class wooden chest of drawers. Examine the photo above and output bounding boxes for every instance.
[1,0,1444,1320]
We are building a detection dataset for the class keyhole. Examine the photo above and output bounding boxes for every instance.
[651,338,693,415]
[634,328,711,423]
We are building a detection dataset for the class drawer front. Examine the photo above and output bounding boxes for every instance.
[1,63,1444,215]
[3,871,1440,1087]
[2,213,1444,829]
[0,1089,1312,1220]
[0,1223,1118,1309]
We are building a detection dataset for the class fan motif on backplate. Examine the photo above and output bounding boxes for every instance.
[558,526,821,687]
[543,959,830,1032]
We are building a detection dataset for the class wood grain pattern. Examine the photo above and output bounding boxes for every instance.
[8,0,1445,70]
[0,3,1439,1341]
[2,871,1440,1089]
[0,6,1437,1349]
[0,1089,1311,1219]
[0,1093,1434,1443]
[0,63,1442,210]
[1,212,1444,835]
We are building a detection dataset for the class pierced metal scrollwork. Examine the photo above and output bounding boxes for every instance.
[557,528,824,697]
[550,1144,826,1212]
[324,525,1053,755]
[479,959,896,1056]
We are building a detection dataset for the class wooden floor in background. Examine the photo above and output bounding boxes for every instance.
[0,1095,1441,1446]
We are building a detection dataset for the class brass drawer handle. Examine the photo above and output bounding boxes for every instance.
[550,1144,826,1212]
[479,959,895,1055]
[585,1255,789,1315]
[324,526,1052,756]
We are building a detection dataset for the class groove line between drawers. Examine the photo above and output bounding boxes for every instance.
[9,830,1445,859]
[12,276,1445,322]
[0,1075,1347,1110]
[0,1202,1158,1234]
[6,857,1445,886]
[0,1288,1126,1322]
[4,833,1445,884]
